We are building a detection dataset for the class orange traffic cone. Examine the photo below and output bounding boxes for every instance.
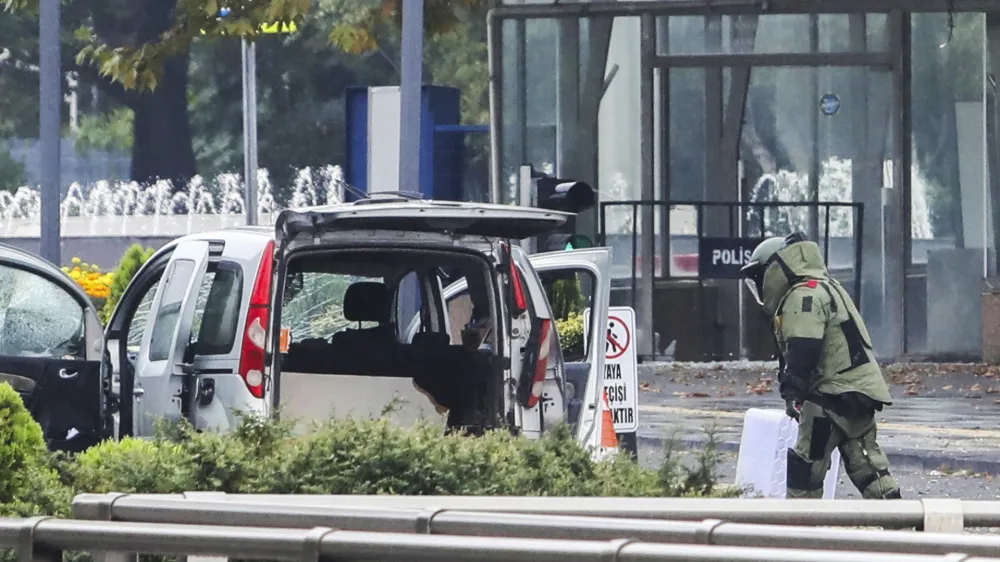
[601,389,619,449]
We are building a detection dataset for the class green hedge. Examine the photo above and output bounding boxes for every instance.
[0,384,69,517]
[60,415,731,499]
[100,244,155,324]
[556,312,585,358]
[0,382,734,559]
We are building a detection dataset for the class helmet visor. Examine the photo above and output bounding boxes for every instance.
[742,277,764,306]
[739,261,766,306]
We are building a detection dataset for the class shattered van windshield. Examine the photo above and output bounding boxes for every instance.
[0,264,86,358]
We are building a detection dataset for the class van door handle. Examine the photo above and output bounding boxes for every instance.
[58,369,78,379]
[133,387,145,398]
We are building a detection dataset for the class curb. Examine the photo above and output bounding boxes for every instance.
[636,434,1000,475]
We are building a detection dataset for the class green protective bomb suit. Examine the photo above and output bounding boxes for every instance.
[740,232,901,500]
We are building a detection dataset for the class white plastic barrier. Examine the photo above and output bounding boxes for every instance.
[735,408,841,499]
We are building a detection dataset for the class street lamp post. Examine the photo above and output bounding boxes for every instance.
[39,0,61,264]
[241,37,259,225]
[398,0,424,194]
[215,9,295,226]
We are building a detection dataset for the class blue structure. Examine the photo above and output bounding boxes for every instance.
[344,85,487,201]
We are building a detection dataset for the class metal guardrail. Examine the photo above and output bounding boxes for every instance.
[70,495,1000,557]
[85,493,1000,532]
[7,516,1000,562]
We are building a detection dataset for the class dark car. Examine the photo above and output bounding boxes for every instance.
[0,243,113,452]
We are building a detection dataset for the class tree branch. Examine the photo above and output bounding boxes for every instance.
[74,63,139,108]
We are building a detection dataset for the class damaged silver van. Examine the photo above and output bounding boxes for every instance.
[105,194,615,453]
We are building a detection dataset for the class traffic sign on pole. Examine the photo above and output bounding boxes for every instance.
[583,306,639,433]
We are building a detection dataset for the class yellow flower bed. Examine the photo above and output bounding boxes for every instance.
[62,256,114,301]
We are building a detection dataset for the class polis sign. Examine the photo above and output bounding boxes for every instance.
[697,237,764,279]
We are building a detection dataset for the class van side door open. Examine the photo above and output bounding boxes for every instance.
[132,240,210,436]
[527,248,613,452]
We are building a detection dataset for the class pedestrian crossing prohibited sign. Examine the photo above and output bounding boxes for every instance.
[584,306,638,433]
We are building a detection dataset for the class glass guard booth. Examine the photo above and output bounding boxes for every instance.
[489,1,1000,364]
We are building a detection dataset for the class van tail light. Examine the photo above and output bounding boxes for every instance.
[239,240,274,399]
[503,243,528,316]
[519,318,552,409]
[509,263,528,315]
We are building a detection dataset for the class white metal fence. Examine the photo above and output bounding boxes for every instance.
[0,492,981,561]
[4,515,1000,562]
[67,494,1000,556]
[74,493,1000,533]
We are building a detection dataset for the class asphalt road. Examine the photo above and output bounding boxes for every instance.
[634,361,1000,502]
[638,447,1000,501]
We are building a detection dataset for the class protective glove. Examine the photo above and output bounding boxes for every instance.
[779,375,809,402]
[785,399,801,421]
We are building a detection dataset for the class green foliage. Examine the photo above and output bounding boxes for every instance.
[0,395,732,562]
[72,0,312,92]
[58,415,731,499]
[656,424,730,497]
[0,383,48,503]
[0,145,26,194]
[0,384,70,518]
[327,0,481,56]
[74,108,135,155]
[0,407,732,509]
[101,244,156,324]
[548,277,585,320]
[547,275,587,358]
[71,437,197,494]
[556,312,585,360]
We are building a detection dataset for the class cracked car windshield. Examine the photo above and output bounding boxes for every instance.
[0,264,85,358]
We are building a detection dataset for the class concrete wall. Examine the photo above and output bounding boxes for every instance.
[0,236,175,269]
[0,213,275,267]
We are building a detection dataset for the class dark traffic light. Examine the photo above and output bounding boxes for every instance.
[530,172,597,252]
[536,177,596,214]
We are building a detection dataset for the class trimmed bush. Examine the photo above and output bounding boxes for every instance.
[101,244,155,324]
[55,414,733,499]
[556,311,585,358]
[0,404,734,558]
[0,383,70,517]
[548,277,585,320]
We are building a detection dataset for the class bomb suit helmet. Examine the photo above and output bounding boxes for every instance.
[739,236,787,307]
[739,232,813,309]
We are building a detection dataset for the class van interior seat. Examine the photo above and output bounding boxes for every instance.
[282,262,492,407]
[331,281,394,344]
[325,281,394,375]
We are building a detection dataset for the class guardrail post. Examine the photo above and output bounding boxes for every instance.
[921,499,965,533]
[604,538,635,561]
[415,509,445,534]
[18,517,58,562]
[78,494,137,562]
[695,519,725,544]
[182,493,230,562]
[301,527,336,562]
[72,492,126,520]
